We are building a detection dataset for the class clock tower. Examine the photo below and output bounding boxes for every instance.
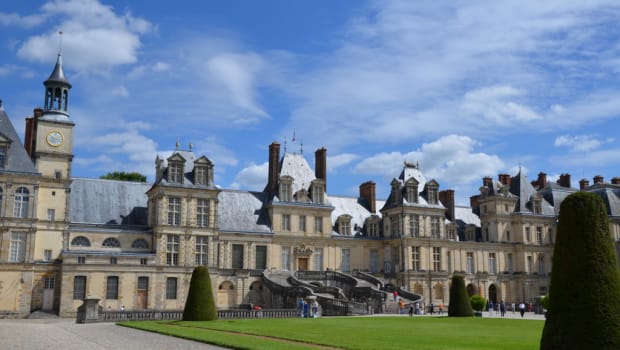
[24,52,75,179]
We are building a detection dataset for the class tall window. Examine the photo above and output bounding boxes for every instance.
[339,217,351,235]
[9,233,26,262]
[255,245,267,269]
[507,253,513,272]
[538,255,545,274]
[47,209,55,221]
[232,244,244,269]
[447,227,456,240]
[432,247,441,272]
[314,216,323,233]
[370,249,378,272]
[411,246,420,271]
[525,227,531,242]
[427,188,438,204]
[166,277,177,299]
[44,249,52,261]
[0,145,6,168]
[527,255,533,273]
[431,217,440,238]
[406,182,417,203]
[408,215,419,237]
[281,246,291,271]
[536,226,542,243]
[466,252,474,274]
[73,276,86,300]
[282,214,291,231]
[196,199,209,227]
[195,236,208,265]
[13,187,29,218]
[106,276,119,299]
[506,230,511,242]
[280,182,292,202]
[311,182,324,204]
[314,248,324,271]
[167,197,181,226]
[368,220,379,237]
[169,161,183,183]
[166,235,179,266]
[194,166,207,185]
[299,215,306,232]
[489,253,497,274]
[390,216,400,237]
[341,248,351,272]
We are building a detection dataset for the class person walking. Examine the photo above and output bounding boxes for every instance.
[408,305,414,317]
[439,302,444,315]
[500,300,506,317]
[311,300,319,318]
[519,302,526,317]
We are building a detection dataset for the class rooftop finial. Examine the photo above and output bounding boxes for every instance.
[283,136,287,154]
[58,31,63,54]
[189,142,193,151]
[175,140,180,150]
[300,140,303,154]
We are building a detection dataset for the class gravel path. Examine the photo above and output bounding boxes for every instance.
[0,318,229,350]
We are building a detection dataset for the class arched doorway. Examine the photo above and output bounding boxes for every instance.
[217,281,236,309]
[248,281,265,307]
[488,284,498,304]
[466,284,476,297]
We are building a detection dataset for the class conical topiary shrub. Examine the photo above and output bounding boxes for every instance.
[183,266,217,321]
[448,275,473,317]
[540,192,620,350]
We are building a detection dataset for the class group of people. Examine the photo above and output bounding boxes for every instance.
[297,298,319,318]
[406,302,443,316]
[487,300,532,317]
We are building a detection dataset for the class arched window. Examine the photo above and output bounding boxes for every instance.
[102,237,121,248]
[131,238,149,249]
[71,236,91,247]
[13,187,29,218]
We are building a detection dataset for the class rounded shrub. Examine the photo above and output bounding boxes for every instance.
[470,294,486,313]
[183,266,218,321]
[540,192,620,350]
[448,275,473,317]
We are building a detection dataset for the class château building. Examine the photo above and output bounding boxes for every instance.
[1,55,619,318]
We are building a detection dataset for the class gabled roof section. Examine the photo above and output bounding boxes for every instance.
[167,153,186,162]
[0,108,38,175]
[328,194,382,235]
[510,171,554,215]
[194,155,213,166]
[398,162,426,192]
[70,178,149,226]
[279,152,315,195]
[217,190,271,233]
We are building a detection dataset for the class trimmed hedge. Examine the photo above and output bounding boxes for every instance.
[470,294,486,312]
[448,275,473,317]
[183,266,218,321]
[540,192,620,350]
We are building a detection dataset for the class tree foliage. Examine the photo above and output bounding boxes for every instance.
[99,171,147,182]
[470,294,486,312]
[540,192,620,350]
[448,275,473,317]
[183,266,217,321]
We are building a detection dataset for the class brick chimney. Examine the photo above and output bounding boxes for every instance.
[439,189,456,222]
[611,177,620,185]
[593,175,604,184]
[315,147,327,191]
[498,174,511,186]
[470,195,480,213]
[557,173,571,188]
[483,176,492,187]
[536,172,547,189]
[359,181,376,214]
[579,178,590,190]
[267,142,280,194]
[24,108,43,158]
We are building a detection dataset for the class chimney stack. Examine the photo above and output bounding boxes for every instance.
[557,173,571,188]
[536,172,547,189]
[611,177,620,185]
[469,195,480,213]
[439,189,456,222]
[267,142,280,194]
[359,181,376,214]
[498,174,511,186]
[579,178,590,190]
[315,147,327,191]
[483,176,492,187]
[593,175,604,184]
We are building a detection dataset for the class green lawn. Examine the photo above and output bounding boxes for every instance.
[120,316,544,350]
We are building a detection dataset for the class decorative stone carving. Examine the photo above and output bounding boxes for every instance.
[293,243,313,257]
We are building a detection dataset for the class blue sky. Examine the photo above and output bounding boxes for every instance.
[1,0,620,205]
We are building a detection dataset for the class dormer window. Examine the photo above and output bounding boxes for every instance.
[169,161,184,183]
[532,195,542,214]
[390,179,401,205]
[0,144,7,168]
[194,166,207,185]
[311,179,325,204]
[193,157,213,186]
[428,188,438,204]
[279,176,293,202]
[405,180,418,203]
[337,215,352,235]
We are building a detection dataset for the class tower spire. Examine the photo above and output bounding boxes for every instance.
[42,31,72,120]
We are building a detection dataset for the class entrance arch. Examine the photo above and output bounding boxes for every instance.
[217,281,236,309]
[488,284,498,304]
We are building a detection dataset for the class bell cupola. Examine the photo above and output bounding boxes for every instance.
[42,52,72,121]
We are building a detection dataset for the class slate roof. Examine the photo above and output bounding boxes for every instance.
[0,106,38,175]
[586,185,620,216]
[278,152,316,195]
[70,178,150,226]
[328,195,384,235]
[398,164,426,192]
[510,171,555,215]
[45,53,71,87]
[539,183,577,216]
[217,189,271,233]
[454,206,481,227]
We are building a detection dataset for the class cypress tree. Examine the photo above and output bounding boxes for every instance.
[448,275,473,317]
[540,192,620,349]
[183,266,218,321]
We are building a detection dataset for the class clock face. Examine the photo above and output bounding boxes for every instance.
[46,131,64,147]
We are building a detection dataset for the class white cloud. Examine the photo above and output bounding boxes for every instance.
[229,162,268,190]
[327,153,359,172]
[111,85,129,98]
[554,134,614,152]
[462,85,542,123]
[355,135,504,186]
[15,0,154,70]
[0,12,47,27]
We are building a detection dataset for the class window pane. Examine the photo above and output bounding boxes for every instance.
[255,246,267,269]
[166,277,177,299]
[73,276,86,300]
[232,244,244,269]
[106,276,119,299]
